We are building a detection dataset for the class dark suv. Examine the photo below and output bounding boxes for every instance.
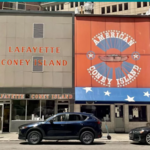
[18,112,102,145]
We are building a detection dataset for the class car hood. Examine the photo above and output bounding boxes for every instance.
[18,121,45,128]
[131,126,150,131]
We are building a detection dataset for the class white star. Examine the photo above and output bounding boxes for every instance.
[133,54,139,59]
[83,87,92,93]
[104,91,111,96]
[88,53,94,58]
[144,91,150,97]
[125,95,135,102]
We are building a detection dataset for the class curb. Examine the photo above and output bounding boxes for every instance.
[0,140,130,142]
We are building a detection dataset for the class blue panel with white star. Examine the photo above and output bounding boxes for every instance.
[75,87,150,102]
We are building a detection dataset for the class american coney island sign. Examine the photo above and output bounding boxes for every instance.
[87,30,141,87]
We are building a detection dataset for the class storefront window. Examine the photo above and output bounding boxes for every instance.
[129,106,147,122]
[81,105,111,121]
[41,100,54,120]
[12,100,26,120]
[27,100,40,120]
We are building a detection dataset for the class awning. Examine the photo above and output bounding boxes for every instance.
[75,87,150,102]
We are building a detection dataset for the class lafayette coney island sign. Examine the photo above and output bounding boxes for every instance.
[87,30,141,87]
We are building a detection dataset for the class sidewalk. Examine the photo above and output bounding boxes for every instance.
[0,132,130,142]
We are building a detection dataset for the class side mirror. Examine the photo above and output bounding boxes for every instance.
[50,120,53,124]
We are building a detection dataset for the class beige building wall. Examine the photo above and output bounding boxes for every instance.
[0,13,73,88]
[41,2,150,15]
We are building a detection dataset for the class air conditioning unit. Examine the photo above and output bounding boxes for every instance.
[86,101,94,104]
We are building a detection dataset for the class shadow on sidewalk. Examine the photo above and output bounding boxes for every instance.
[20,141,106,145]
[130,142,148,146]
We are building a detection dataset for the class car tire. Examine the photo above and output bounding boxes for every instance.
[80,131,94,145]
[145,133,150,145]
[27,131,42,145]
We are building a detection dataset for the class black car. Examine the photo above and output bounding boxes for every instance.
[129,126,150,144]
[18,112,102,145]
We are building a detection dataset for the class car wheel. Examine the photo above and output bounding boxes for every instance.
[146,133,150,145]
[27,131,42,145]
[80,131,94,145]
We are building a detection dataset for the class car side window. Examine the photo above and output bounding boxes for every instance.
[67,114,81,121]
[82,115,88,120]
[52,114,66,122]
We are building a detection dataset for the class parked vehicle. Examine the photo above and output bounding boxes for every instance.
[129,126,150,145]
[18,112,102,145]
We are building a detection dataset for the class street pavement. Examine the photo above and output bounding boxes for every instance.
[0,141,150,150]
[0,132,129,141]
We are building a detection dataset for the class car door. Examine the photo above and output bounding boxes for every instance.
[65,114,84,137]
[44,114,67,137]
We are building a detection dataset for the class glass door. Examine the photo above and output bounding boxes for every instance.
[57,105,69,113]
[0,104,4,133]
[114,105,125,132]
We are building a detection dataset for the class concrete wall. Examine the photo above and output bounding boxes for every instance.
[0,13,73,88]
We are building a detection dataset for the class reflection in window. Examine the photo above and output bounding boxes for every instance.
[67,114,81,121]
[115,105,123,118]
[27,100,40,120]
[137,2,141,8]
[41,100,54,120]
[101,7,105,14]
[143,2,147,7]
[119,4,122,11]
[12,100,26,120]
[124,3,128,10]
[81,105,111,121]
[107,6,110,13]
[129,106,147,122]
[53,114,66,121]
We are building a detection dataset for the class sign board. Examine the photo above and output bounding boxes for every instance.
[0,94,73,100]
[0,94,25,99]
[30,94,73,100]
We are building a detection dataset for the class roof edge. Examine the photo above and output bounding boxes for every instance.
[75,14,150,18]
[0,10,74,15]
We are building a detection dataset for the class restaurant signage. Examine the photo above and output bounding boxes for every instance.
[0,94,25,99]
[1,47,68,66]
[30,94,73,100]
[0,94,73,100]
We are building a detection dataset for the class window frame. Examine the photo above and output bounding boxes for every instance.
[61,3,64,10]
[52,114,67,122]
[143,2,147,7]
[112,5,117,12]
[101,7,105,14]
[66,113,82,122]
[107,6,110,13]
[11,100,26,120]
[70,2,74,8]
[75,2,78,7]
[124,3,128,10]
[137,2,141,8]
[18,2,26,10]
[51,5,55,11]
[80,2,84,6]
[12,99,55,121]
[128,105,147,122]
[118,4,122,11]
[81,105,111,122]
[56,4,59,10]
